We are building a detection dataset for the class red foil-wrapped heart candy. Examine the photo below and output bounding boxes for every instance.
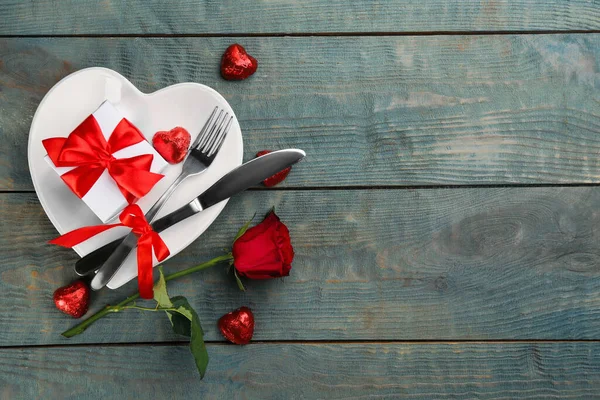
[220,44,258,81]
[152,127,191,164]
[218,306,255,345]
[53,280,90,318]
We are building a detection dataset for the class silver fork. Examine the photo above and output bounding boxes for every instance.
[144,106,233,224]
[74,106,232,278]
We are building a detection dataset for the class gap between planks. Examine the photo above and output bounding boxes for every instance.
[2,339,600,350]
[3,183,600,195]
[0,30,599,38]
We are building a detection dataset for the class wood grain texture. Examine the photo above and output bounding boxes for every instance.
[1,0,600,35]
[1,343,600,399]
[1,35,600,190]
[3,187,600,345]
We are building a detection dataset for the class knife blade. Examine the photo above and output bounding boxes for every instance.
[87,148,306,290]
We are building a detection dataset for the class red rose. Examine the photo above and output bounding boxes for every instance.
[232,212,294,279]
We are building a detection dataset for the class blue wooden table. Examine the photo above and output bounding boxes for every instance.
[1,1,600,398]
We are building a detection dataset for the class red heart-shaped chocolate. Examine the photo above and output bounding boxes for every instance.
[218,306,255,345]
[53,280,90,318]
[152,127,191,164]
[221,44,258,81]
[256,150,292,187]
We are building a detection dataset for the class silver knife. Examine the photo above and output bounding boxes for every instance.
[89,148,306,290]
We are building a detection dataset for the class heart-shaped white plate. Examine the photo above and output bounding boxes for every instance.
[28,67,243,289]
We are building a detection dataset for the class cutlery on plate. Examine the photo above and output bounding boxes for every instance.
[78,149,306,289]
[73,105,230,276]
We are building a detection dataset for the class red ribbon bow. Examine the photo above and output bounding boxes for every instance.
[50,204,170,299]
[42,114,164,203]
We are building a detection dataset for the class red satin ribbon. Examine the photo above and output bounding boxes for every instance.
[50,204,170,299]
[43,115,164,203]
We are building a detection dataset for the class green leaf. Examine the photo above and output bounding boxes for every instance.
[189,312,209,378]
[153,270,209,378]
[153,267,172,308]
[167,296,209,378]
[154,270,190,337]
[234,269,246,291]
[233,213,256,242]
[170,296,194,320]
[167,296,193,337]
[168,312,191,337]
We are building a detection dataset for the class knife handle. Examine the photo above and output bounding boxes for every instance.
[75,238,123,276]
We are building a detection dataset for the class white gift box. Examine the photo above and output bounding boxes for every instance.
[44,101,167,223]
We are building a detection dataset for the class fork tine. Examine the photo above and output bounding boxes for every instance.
[197,110,225,151]
[203,112,229,155]
[191,106,218,150]
[207,116,233,157]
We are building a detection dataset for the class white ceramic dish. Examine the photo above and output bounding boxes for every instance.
[28,67,243,289]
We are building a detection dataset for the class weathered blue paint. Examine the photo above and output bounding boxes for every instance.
[2,188,600,345]
[1,35,599,190]
[0,0,599,34]
[1,343,600,398]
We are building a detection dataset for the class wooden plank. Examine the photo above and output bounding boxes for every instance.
[3,187,600,345]
[1,343,600,399]
[1,1,599,35]
[2,35,600,190]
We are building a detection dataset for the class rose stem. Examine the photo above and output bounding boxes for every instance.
[61,253,234,338]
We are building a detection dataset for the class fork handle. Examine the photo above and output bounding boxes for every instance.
[145,172,188,223]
